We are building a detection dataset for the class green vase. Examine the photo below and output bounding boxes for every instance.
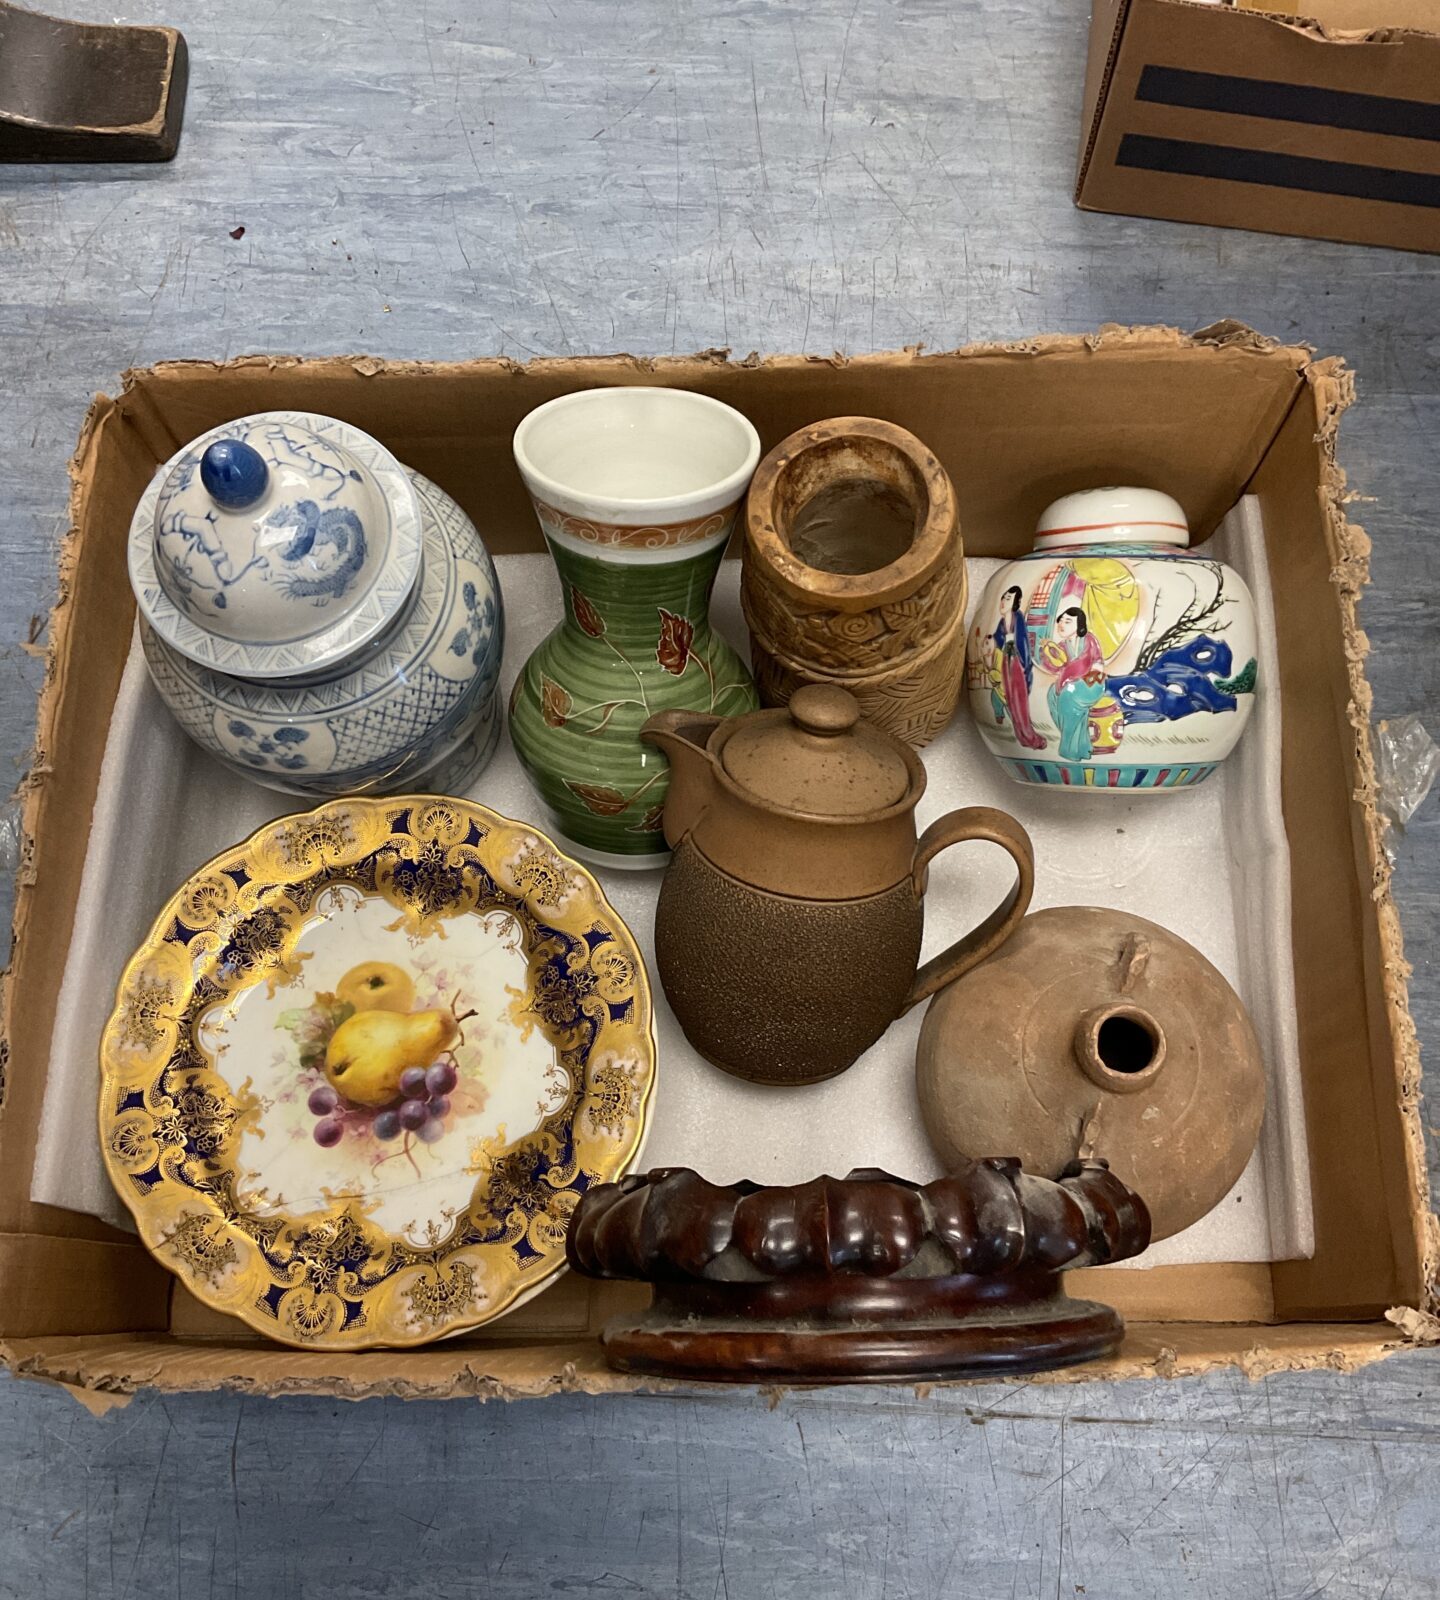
[509,531,758,866]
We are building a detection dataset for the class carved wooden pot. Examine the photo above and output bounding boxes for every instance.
[742,418,966,748]
[916,907,1266,1242]
[566,1161,1151,1382]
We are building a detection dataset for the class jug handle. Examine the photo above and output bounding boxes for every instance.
[899,808,1035,1015]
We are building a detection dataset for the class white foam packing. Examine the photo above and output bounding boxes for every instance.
[34,496,1312,1267]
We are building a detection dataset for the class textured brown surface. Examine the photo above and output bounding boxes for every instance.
[916,907,1266,1242]
[749,611,970,751]
[645,692,1033,1081]
[654,839,922,1084]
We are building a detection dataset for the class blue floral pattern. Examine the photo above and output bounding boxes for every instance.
[449,580,497,666]
[141,470,504,799]
[227,720,311,771]
[132,410,424,683]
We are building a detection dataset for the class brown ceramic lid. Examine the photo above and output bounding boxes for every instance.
[719,685,911,816]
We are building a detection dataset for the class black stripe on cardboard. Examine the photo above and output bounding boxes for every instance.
[1116,134,1440,210]
[1137,65,1440,143]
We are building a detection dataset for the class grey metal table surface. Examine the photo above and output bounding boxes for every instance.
[2,1,1439,1594]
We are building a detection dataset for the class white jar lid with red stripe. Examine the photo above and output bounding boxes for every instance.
[1034,486,1189,551]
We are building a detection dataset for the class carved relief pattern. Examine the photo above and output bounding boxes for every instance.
[740,547,967,674]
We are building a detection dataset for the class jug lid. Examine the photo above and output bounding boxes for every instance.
[128,410,423,680]
[720,685,912,816]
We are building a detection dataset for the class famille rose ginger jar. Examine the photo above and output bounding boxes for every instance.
[965,486,1258,792]
[128,411,505,796]
[508,387,761,867]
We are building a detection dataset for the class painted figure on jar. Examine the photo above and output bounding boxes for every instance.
[991,585,1045,749]
[1042,606,1107,762]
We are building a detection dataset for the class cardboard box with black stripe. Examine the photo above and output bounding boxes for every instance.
[1079,0,1440,254]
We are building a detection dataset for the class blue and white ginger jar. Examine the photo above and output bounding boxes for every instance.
[128,411,504,796]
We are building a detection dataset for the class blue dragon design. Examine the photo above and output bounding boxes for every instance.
[263,500,368,605]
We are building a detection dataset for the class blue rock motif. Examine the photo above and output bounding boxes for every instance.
[1108,635,1239,724]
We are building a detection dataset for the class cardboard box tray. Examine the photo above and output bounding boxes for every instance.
[0,325,1431,1402]
[1078,0,1440,255]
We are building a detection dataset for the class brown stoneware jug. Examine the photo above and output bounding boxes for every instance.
[641,684,1034,1085]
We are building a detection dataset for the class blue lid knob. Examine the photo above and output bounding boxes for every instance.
[200,439,269,510]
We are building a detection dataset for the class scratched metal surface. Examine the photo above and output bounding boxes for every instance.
[2,0,1439,1593]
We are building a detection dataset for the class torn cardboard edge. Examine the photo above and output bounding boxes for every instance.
[1235,0,1440,43]
[1304,354,1439,1300]
[2,324,1432,1403]
[0,1320,1420,1412]
[109,319,1317,391]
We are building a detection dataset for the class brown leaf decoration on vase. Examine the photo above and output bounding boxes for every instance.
[656,608,694,675]
[565,781,631,817]
[540,676,572,728]
[629,802,667,833]
[572,586,606,638]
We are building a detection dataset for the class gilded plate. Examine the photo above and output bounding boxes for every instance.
[99,796,655,1349]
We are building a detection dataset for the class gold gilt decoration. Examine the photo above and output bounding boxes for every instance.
[162,1212,240,1287]
[99,796,656,1351]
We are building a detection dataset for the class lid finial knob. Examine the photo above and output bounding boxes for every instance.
[200,438,269,511]
[789,684,861,737]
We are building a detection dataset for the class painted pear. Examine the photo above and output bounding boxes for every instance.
[324,1006,458,1107]
[336,960,415,1014]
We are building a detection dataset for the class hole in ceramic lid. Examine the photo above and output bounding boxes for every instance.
[1096,1013,1159,1074]
[1073,1003,1167,1092]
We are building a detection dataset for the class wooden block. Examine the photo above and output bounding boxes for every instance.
[0,1,188,162]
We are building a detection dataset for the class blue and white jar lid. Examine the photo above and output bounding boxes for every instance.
[128,411,423,680]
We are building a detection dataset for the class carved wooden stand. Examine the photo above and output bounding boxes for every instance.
[567,1160,1151,1383]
